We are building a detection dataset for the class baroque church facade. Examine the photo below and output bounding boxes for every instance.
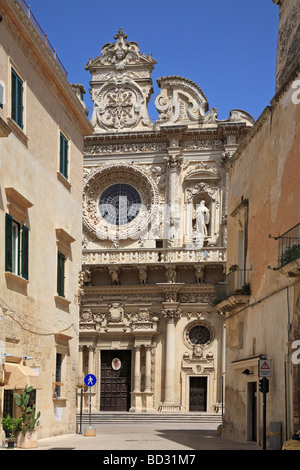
[77,29,254,413]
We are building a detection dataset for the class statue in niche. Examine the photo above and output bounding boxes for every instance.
[195,266,205,284]
[139,268,147,285]
[195,200,210,237]
[166,267,176,283]
[109,267,120,285]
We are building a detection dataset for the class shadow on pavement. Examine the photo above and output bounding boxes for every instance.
[156,429,260,450]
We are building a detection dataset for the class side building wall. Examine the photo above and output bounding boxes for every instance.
[0,0,92,441]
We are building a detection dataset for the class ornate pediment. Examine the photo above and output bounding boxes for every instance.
[86,28,156,71]
[155,75,255,129]
[155,76,209,126]
[86,29,156,133]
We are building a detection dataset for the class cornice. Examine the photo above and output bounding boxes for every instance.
[84,120,250,146]
[3,0,93,135]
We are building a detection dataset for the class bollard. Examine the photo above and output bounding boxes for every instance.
[84,424,96,437]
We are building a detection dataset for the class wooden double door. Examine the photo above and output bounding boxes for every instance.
[100,350,131,411]
[189,377,207,411]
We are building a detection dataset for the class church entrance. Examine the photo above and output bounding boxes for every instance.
[189,377,207,411]
[100,350,132,411]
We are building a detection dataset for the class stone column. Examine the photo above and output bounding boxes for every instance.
[78,345,84,380]
[161,305,181,411]
[165,150,183,246]
[133,345,141,393]
[144,345,154,412]
[88,346,94,375]
[131,345,142,412]
[145,346,152,393]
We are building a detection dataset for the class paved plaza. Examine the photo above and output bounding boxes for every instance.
[25,422,260,452]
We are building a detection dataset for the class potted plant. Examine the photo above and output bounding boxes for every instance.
[0,377,8,387]
[53,381,63,388]
[13,385,41,449]
[1,415,22,448]
[229,264,239,272]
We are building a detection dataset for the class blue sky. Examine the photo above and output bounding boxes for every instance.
[25,0,279,122]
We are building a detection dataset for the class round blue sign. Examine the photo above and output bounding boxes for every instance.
[84,374,97,387]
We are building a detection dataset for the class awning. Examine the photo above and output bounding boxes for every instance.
[4,363,41,390]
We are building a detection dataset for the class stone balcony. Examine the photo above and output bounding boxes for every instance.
[213,268,251,314]
[82,246,226,267]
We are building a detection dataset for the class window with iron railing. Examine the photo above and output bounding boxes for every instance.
[214,268,251,305]
[275,222,300,269]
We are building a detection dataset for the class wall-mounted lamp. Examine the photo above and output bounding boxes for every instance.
[242,369,253,375]
[23,356,34,361]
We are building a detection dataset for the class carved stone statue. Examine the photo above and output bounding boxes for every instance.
[109,268,119,285]
[195,200,210,236]
[166,268,176,283]
[139,268,147,285]
[195,266,205,284]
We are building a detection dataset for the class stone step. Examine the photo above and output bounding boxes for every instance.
[76,412,223,424]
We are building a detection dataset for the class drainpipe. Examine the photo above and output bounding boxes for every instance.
[285,287,292,440]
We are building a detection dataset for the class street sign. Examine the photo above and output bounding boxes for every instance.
[84,373,97,387]
[258,359,271,377]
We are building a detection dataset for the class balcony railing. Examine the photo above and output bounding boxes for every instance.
[17,0,68,77]
[214,269,251,305]
[276,222,300,269]
[82,246,226,266]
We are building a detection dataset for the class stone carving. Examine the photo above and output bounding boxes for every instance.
[137,308,150,321]
[195,266,205,284]
[108,302,124,323]
[80,309,93,324]
[155,76,209,125]
[86,29,156,133]
[82,163,159,241]
[138,268,148,285]
[195,200,210,237]
[84,142,167,156]
[201,107,255,126]
[87,28,156,69]
[109,267,120,285]
[91,79,153,132]
[166,267,177,283]
[186,182,218,204]
[162,307,182,322]
[182,140,225,151]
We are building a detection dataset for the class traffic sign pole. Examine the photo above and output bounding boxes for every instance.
[258,360,271,450]
[83,374,97,437]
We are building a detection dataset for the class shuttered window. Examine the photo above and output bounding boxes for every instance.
[11,68,23,129]
[5,213,29,279]
[59,132,69,179]
[55,353,62,397]
[57,251,65,297]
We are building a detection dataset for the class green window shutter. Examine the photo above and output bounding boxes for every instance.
[21,225,29,280]
[11,69,23,129]
[57,251,65,297]
[5,213,13,272]
[17,76,23,129]
[11,70,17,123]
[59,133,68,179]
[64,138,69,179]
[59,133,64,174]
